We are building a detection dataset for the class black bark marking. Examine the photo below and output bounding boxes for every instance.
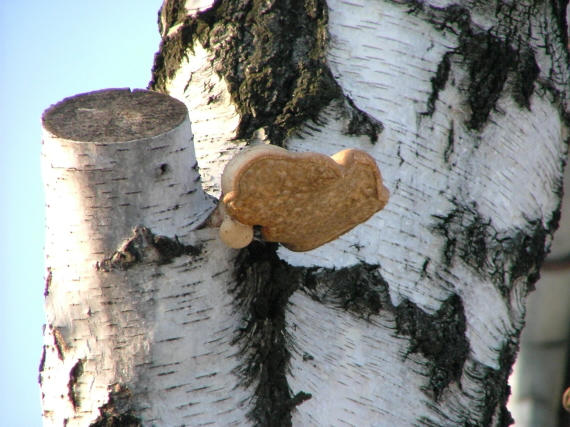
[551,0,570,51]
[503,219,548,292]
[432,201,491,269]
[421,257,430,278]
[397,143,405,166]
[513,47,541,110]
[153,233,201,259]
[44,267,52,297]
[463,32,517,130]
[395,295,468,401]
[342,96,384,143]
[302,263,386,318]
[231,241,311,427]
[150,0,383,145]
[68,359,84,411]
[89,384,142,427]
[432,201,551,297]
[419,4,544,131]
[467,339,518,427]
[97,226,201,272]
[422,52,452,117]
[302,265,469,401]
[444,121,455,163]
[38,346,46,386]
[233,242,471,420]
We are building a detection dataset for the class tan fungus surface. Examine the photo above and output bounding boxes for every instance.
[221,145,389,252]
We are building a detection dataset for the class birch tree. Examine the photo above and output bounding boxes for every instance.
[40,0,570,426]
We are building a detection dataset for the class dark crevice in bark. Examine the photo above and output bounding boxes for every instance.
[89,384,142,427]
[395,295,469,402]
[233,242,471,423]
[444,121,455,163]
[38,346,46,385]
[231,241,310,427]
[549,0,570,51]
[68,359,84,411]
[514,47,541,110]
[150,0,383,146]
[431,200,550,297]
[97,226,201,272]
[466,339,518,427]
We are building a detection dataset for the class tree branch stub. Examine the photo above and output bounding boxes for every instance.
[42,88,188,143]
[40,88,232,426]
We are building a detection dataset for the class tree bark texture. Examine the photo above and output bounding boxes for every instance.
[40,89,243,425]
[41,0,570,426]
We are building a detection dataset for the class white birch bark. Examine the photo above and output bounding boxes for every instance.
[41,0,570,426]
[508,167,570,426]
[40,89,253,426]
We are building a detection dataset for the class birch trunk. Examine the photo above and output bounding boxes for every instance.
[40,0,570,426]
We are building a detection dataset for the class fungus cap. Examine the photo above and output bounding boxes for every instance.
[219,145,389,252]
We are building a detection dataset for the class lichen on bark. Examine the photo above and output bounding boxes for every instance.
[150,0,383,145]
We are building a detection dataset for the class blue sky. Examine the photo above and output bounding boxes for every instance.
[0,1,162,425]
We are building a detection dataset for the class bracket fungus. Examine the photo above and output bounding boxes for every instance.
[218,145,390,252]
